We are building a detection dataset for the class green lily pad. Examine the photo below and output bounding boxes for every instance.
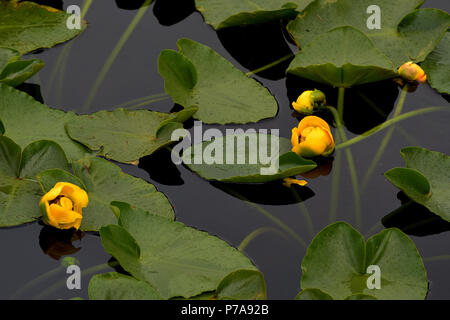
[158,38,278,124]
[0,137,70,227]
[66,107,198,164]
[100,202,257,299]
[37,156,174,231]
[215,269,267,300]
[300,222,428,300]
[287,26,397,87]
[294,288,333,300]
[181,133,316,183]
[422,32,450,94]
[89,272,163,300]
[0,119,4,135]
[385,147,450,222]
[0,84,90,161]
[0,47,44,87]
[286,0,450,86]
[0,0,87,54]
[195,0,314,29]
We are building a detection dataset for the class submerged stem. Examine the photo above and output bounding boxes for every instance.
[245,53,294,77]
[82,0,153,111]
[238,227,289,252]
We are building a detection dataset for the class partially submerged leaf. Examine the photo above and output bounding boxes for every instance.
[0,137,70,227]
[37,157,175,231]
[0,0,87,54]
[195,0,314,29]
[0,84,90,161]
[159,38,278,124]
[100,202,257,299]
[300,222,428,300]
[385,147,450,222]
[181,133,316,183]
[66,107,198,164]
[422,32,450,94]
[0,47,44,87]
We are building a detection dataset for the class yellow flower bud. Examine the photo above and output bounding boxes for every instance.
[291,116,335,158]
[282,178,308,188]
[398,62,427,84]
[292,89,326,114]
[40,182,88,230]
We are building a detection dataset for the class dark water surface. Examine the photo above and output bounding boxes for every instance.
[1,0,449,300]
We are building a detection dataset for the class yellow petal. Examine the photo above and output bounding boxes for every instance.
[59,197,74,210]
[39,183,65,205]
[298,116,332,135]
[59,183,89,213]
[47,204,83,230]
[283,178,308,188]
[291,127,300,147]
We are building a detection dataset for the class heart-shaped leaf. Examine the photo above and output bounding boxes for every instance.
[286,0,450,86]
[0,84,90,161]
[422,32,450,94]
[385,147,450,222]
[0,137,70,227]
[37,156,174,231]
[66,107,198,164]
[89,272,164,300]
[287,26,397,87]
[100,202,257,299]
[158,38,278,124]
[0,0,87,54]
[300,222,428,300]
[195,0,314,29]
[181,133,316,183]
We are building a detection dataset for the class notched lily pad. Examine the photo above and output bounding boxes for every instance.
[0,136,70,227]
[300,222,428,300]
[286,0,450,86]
[195,0,314,29]
[66,106,198,164]
[99,201,257,299]
[158,38,278,124]
[180,133,316,183]
[37,156,175,231]
[385,147,450,222]
[0,0,87,54]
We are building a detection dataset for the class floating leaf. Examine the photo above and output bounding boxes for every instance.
[385,147,450,222]
[287,26,396,87]
[0,47,44,87]
[422,32,450,94]
[89,272,163,300]
[0,137,70,227]
[100,202,256,299]
[37,157,174,231]
[0,84,89,161]
[181,133,316,183]
[0,0,87,54]
[215,269,267,300]
[158,38,278,124]
[300,222,428,300]
[286,0,450,86]
[294,288,333,300]
[66,107,198,164]
[195,0,314,29]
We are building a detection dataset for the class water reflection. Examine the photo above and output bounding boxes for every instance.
[382,192,450,236]
[211,181,315,205]
[39,226,84,260]
[286,75,399,134]
[217,22,294,80]
[153,0,196,26]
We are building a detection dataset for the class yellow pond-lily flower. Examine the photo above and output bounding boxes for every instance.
[40,182,88,230]
[291,116,335,158]
[292,89,326,114]
[283,178,308,188]
[398,62,427,84]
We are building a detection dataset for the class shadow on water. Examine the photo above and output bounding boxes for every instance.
[286,75,399,134]
[211,181,315,205]
[153,0,196,26]
[138,148,184,186]
[217,22,294,80]
[16,83,44,103]
[382,192,450,237]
